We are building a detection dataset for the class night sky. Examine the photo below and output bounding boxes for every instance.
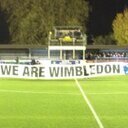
[0,0,128,44]
[88,0,128,36]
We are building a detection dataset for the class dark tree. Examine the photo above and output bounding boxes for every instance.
[0,9,10,43]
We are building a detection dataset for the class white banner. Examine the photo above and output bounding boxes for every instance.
[0,62,127,79]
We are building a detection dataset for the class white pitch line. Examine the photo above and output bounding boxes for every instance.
[75,79,104,128]
[0,89,80,96]
[1,89,127,96]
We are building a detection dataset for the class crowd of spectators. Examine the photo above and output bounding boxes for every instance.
[85,51,128,61]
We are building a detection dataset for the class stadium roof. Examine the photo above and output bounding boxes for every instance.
[0,44,128,50]
[0,44,47,49]
[86,45,128,50]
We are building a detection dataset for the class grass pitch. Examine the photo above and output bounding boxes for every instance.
[0,76,128,128]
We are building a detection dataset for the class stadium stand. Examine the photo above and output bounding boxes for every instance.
[0,26,128,64]
[0,45,128,64]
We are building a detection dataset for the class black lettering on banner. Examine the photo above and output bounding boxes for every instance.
[1,65,11,75]
[76,66,83,76]
[61,67,63,77]
[97,65,103,74]
[105,65,111,73]
[23,67,29,76]
[83,66,89,76]
[13,66,18,75]
[49,67,60,77]
[0,63,122,79]
[49,66,77,77]
[90,65,95,75]
[39,67,45,77]
[65,67,74,77]
[31,67,38,77]
[0,65,18,76]
[113,64,120,73]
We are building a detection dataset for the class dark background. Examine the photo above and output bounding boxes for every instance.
[0,0,128,44]
[0,10,10,44]
[87,0,128,36]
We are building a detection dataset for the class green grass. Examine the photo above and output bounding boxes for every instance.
[0,76,128,128]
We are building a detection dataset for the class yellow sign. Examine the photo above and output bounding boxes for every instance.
[62,36,73,42]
